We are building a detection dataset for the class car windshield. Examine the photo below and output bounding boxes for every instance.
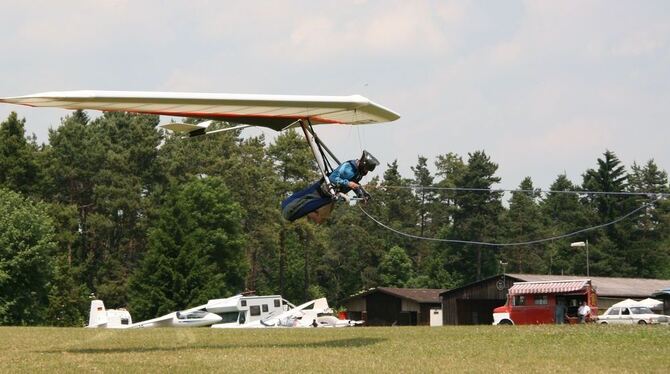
[629,307,653,315]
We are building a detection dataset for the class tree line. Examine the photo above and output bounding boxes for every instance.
[1,111,669,326]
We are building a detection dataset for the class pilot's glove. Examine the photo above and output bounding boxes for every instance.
[336,192,350,202]
[354,188,371,202]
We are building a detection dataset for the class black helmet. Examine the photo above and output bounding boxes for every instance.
[358,150,379,174]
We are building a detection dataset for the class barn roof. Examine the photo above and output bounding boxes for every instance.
[439,273,670,298]
[344,287,446,304]
[507,274,670,298]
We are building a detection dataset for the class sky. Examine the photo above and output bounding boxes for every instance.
[1,0,669,190]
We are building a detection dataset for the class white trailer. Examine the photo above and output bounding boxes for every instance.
[209,295,293,328]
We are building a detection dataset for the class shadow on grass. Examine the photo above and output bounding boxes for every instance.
[41,337,385,354]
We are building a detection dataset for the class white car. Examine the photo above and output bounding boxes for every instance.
[598,306,669,325]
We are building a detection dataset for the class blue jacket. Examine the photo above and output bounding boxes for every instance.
[328,160,361,190]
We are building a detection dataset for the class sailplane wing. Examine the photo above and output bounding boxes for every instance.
[130,313,175,328]
[0,90,400,131]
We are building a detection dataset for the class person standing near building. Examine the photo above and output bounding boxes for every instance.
[578,301,591,323]
[555,299,567,324]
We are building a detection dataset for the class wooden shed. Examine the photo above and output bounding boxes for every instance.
[341,287,445,326]
[439,275,511,325]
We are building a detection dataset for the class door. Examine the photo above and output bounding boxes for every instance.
[620,307,633,324]
[604,307,621,324]
[430,308,442,326]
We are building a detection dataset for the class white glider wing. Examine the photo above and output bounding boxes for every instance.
[131,312,177,328]
[0,90,400,131]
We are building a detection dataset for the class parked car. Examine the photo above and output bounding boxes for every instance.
[598,306,669,325]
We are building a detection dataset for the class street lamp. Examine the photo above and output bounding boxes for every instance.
[570,240,589,277]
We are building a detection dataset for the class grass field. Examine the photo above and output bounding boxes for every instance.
[2,325,669,373]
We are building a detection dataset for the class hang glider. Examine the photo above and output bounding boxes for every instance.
[1,90,400,215]
[0,90,399,131]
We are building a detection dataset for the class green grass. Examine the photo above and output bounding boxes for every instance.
[2,325,669,373]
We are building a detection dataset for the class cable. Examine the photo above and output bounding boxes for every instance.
[369,185,670,198]
[358,196,662,247]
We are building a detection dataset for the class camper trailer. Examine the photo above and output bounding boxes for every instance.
[209,295,293,328]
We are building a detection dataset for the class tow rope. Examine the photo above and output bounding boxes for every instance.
[357,196,662,247]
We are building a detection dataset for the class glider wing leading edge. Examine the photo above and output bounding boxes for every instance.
[0,90,400,130]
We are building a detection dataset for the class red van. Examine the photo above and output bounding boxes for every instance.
[493,279,598,325]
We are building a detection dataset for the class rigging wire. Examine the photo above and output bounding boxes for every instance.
[357,196,663,247]
[369,185,670,198]
[307,120,331,173]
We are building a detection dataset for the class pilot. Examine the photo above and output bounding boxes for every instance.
[281,150,379,224]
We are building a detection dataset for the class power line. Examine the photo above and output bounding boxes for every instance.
[358,196,662,247]
[370,185,670,198]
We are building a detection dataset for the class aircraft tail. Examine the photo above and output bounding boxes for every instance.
[88,300,108,328]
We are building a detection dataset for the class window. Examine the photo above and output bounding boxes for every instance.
[250,305,261,316]
[262,304,269,313]
[534,295,548,305]
[121,318,129,325]
[185,311,208,319]
[220,312,240,323]
[274,299,280,308]
[630,307,652,315]
[513,295,526,306]
[607,308,620,316]
[621,308,630,315]
[241,300,247,307]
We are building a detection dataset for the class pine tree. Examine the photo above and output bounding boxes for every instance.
[267,129,318,191]
[433,152,466,230]
[540,174,592,275]
[583,150,629,221]
[624,160,670,277]
[0,112,40,195]
[502,177,546,273]
[582,150,632,276]
[127,176,247,320]
[411,156,436,264]
[445,151,503,281]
